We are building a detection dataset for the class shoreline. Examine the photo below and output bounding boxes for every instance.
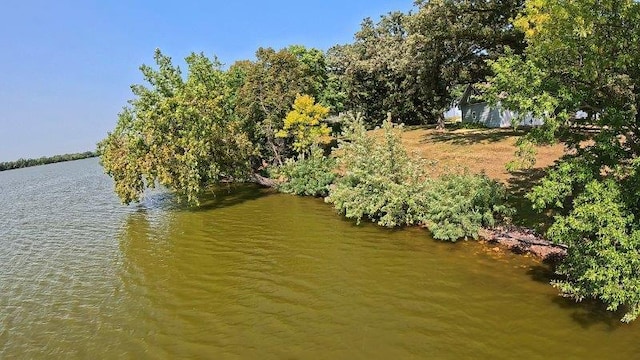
[253,175,566,262]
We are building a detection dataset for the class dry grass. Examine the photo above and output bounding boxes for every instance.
[387,125,566,183]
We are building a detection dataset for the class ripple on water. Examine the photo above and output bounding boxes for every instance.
[2,159,640,359]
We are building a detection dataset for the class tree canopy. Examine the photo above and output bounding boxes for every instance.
[98,50,254,205]
[233,46,331,164]
[328,0,525,127]
[0,151,97,172]
[409,0,525,127]
[276,94,331,157]
[490,0,640,322]
[328,12,416,126]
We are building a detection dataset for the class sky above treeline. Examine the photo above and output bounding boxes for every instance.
[0,0,415,162]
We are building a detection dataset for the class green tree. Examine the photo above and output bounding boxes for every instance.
[287,46,327,104]
[325,114,510,238]
[271,147,336,197]
[0,151,98,171]
[329,1,524,127]
[234,46,329,164]
[490,0,640,321]
[328,12,417,126]
[98,49,254,205]
[276,94,331,157]
[421,172,511,241]
[407,0,525,127]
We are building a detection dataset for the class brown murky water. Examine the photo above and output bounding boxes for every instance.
[0,158,638,359]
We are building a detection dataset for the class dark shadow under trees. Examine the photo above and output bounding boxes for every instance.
[506,167,553,232]
[419,128,524,146]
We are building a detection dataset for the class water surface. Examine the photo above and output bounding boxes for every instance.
[0,158,638,359]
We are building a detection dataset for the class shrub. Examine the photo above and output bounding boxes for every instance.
[326,114,512,240]
[419,173,512,241]
[275,94,332,156]
[271,147,336,197]
[326,115,428,227]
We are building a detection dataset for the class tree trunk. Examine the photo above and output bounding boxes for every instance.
[269,139,283,166]
[436,113,445,130]
[250,173,278,188]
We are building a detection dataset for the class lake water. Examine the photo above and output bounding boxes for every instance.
[0,158,638,359]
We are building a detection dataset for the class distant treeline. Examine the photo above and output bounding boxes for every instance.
[0,151,98,171]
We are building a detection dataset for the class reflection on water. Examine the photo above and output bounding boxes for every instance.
[1,158,639,359]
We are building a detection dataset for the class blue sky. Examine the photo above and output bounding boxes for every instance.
[0,0,415,162]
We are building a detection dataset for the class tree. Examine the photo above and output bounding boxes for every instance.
[323,46,348,115]
[328,12,417,126]
[287,46,327,104]
[490,0,640,321]
[329,1,525,128]
[325,114,510,237]
[326,114,428,227]
[234,46,329,164]
[407,0,526,128]
[0,151,98,171]
[276,94,331,157]
[271,147,336,197]
[98,49,254,205]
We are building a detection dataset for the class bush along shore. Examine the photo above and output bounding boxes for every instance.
[270,115,565,260]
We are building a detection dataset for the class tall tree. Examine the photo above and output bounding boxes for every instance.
[490,0,640,322]
[276,94,331,157]
[287,45,327,104]
[98,49,254,205]
[408,0,525,127]
[329,1,524,127]
[328,12,416,126]
[234,46,328,164]
[0,151,97,171]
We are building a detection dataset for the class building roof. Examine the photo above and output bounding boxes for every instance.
[459,83,506,106]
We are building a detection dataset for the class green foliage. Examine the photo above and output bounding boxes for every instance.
[491,0,640,156]
[287,46,330,107]
[234,46,331,164]
[0,151,97,171]
[505,137,537,172]
[489,0,640,321]
[527,154,640,323]
[408,0,526,126]
[487,50,560,132]
[544,180,640,323]
[328,12,420,126]
[326,114,511,239]
[276,94,331,156]
[420,173,512,241]
[326,115,428,227]
[488,50,562,169]
[272,147,336,197]
[526,158,596,211]
[98,49,254,205]
[329,1,525,127]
